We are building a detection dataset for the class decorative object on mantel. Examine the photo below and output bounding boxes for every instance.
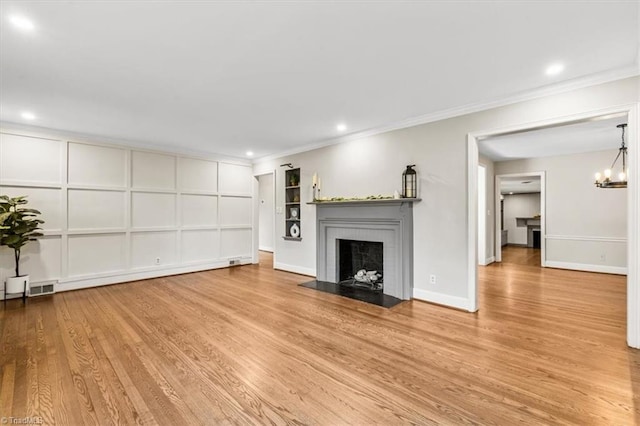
[314,194,394,202]
[308,196,421,206]
[290,207,299,218]
[595,124,627,189]
[312,172,322,201]
[290,222,300,238]
[402,165,417,198]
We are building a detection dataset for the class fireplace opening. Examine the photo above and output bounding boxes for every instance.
[338,239,383,291]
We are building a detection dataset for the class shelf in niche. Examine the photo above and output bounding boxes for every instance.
[284,168,302,239]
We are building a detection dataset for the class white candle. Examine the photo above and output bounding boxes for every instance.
[317,177,321,190]
[312,173,317,186]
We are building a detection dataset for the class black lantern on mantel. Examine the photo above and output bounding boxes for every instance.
[402,165,417,198]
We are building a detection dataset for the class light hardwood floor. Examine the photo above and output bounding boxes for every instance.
[1,252,638,425]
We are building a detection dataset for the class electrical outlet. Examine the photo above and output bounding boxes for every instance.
[155,257,160,265]
[430,274,436,284]
[276,206,283,214]
[600,254,606,261]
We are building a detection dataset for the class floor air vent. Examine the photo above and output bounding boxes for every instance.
[30,281,56,297]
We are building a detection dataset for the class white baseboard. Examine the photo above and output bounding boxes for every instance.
[545,260,627,275]
[259,246,274,252]
[274,262,316,277]
[54,259,251,293]
[479,256,495,266]
[413,288,476,312]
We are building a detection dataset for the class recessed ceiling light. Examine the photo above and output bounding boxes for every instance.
[246,151,254,157]
[21,111,36,120]
[509,191,514,195]
[336,123,347,132]
[545,63,564,76]
[9,15,35,31]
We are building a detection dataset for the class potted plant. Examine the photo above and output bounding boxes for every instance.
[0,196,44,295]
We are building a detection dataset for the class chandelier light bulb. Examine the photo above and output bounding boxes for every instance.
[604,169,612,179]
[619,172,626,181]
[595,172,601,181]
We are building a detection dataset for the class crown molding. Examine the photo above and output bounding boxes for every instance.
[254,65,640,164]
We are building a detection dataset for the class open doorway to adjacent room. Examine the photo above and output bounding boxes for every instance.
[255,171,276,267]
[468,109,635,347]
[495,173,544,267]
[477,114,628,274]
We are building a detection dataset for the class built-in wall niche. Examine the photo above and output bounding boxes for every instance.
[181,194,218,227]
[0,186,63,231]
[68,189,126,230]
[0,134,63,185]
[132,151,176,190]
[68,143,127,188]
[284,168,301,240]
[181,229,220,263]
[219,196,252,226]
[131,192,177,229]
[218,163,252,194]
[221,228,252,258]
[131,231,177,268]
[179,157,218,192]
[68,233,127,277]
[0,236,61,285]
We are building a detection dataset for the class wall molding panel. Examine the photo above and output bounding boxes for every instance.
[0,131,254,297]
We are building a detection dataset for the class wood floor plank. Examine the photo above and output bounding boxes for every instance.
[1,250,638,425]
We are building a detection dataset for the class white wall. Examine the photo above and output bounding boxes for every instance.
[496,150,627,273]
[0,130,254,296]
[479,155,495,264]
[258,173,274,252]
[502,193,541,245]
[253,76,639,309]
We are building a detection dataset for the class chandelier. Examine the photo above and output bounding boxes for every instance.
[594,124,627,189]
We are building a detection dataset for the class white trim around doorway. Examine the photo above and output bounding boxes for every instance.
[467,103,639,348]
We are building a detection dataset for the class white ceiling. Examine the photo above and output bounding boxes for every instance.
[1,1,638,159]
[499,176,541,195]
[478,115,628,161]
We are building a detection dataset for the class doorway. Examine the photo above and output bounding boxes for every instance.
[494,172,545,267]
[467,107,638,347]
[253,171,276,266]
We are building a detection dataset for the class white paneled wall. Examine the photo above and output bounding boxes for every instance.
[0,131,254,295]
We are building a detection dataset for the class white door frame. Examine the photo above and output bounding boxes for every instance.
[477,164,487,265]
[494,171,546,266]
[467,103,639,348]
[252,169,277,266]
